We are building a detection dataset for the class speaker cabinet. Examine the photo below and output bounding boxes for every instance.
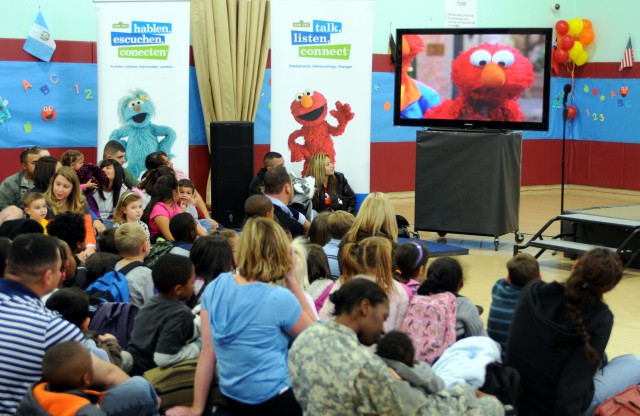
[210,121,254,229]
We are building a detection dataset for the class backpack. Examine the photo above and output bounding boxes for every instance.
[594,384,640,416]
[85,261,144,304]
[143,359,225,412]
[144,239,174,268]
[314,282,334,312]
[479,362,522,416]
[396,215,411,238]
[88,302,140,349]
[16,382,105,416]
[400,292,457,364]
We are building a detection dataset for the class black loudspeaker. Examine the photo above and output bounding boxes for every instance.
[210,121,254,229]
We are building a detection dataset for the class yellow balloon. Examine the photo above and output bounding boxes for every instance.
[575,50,589,66]
[568,18,584,36]
[569,41,584,61]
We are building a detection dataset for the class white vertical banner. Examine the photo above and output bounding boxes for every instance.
[95,0,190,180]
[271,0,373,195]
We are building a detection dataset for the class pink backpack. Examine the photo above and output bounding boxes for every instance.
[314,282,334,313]
[400,292,457,364]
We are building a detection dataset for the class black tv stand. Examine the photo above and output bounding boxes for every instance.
[426,127,518,135]
[414,129,523,250]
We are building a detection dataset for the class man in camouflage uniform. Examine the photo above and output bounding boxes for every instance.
[289,321,504,416]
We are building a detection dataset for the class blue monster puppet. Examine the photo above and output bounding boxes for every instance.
[108,89,176,178]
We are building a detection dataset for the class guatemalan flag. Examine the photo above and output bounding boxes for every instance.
[23,11,56,62]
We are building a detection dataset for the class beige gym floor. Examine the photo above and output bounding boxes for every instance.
[389,185,640,358]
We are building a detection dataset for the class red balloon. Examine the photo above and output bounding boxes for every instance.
[555,20,569,36]
[551,50,560,74]
[555,48,569,64]
[561,34,575,51]
[566,105,578,120]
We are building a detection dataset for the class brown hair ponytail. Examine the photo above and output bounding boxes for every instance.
[564,248,623,363]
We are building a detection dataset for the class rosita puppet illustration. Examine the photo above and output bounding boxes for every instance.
[400,35,441,118]
[288,89,354,175]
[108,89,176,178]
[424,42,534,121]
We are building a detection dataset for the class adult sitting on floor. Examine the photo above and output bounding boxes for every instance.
[264,166,310,238]
[0,147,49,224]
[249,151,285,196]
[0,233,158,415]
[289,278,504,416]
[0,146,48,210]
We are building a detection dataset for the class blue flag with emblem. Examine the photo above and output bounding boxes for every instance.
[23,11,56,62]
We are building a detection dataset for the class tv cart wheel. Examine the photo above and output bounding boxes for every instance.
[515,231,524,243]
[437,231,447,237]
[494,237,500,251]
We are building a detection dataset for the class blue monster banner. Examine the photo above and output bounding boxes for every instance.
[95,0,190,179]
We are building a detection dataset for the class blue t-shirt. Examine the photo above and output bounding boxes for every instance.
[201,272,301,404]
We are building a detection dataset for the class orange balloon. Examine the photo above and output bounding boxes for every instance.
[582,19,593,30]
[579,29,595,46]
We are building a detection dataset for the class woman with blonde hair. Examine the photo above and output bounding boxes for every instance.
[319,236,409,334]
[167,217,315,416]
[276,237,319,319]
[306,153,356,214]
[344,191,398,244]
[44,166,100,256]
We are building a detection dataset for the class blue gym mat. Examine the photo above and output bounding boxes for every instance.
[398,237,469,257]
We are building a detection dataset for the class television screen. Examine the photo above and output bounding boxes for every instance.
[393,28,552,131]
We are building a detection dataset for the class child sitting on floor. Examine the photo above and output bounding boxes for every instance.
[17,341,159,415]
[243,194,274,219]
[376,330,445,394]
[168,212,198,257]
[418,257,486,340]
[128,254,200,375]
[393,241,429,300]
[487,253,540,358]
[112,190,150,240]
[22,192,49,233]
[46,287,133,372]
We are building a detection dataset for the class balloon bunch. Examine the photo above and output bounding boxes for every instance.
[552,18,595,71]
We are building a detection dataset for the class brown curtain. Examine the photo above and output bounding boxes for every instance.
[191,0,270,203]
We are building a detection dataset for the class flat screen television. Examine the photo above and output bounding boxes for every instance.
[393,28,552,131]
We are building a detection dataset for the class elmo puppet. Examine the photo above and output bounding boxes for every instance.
[400,35,440,118]
[288,89,354,175]
[424,42,534,121]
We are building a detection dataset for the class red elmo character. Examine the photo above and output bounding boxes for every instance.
[424,43,534,121]
[41,106,57,122]
[288,89,354,175]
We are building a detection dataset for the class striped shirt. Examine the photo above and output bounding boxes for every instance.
[0,279,84,415]
[486,278,524,359]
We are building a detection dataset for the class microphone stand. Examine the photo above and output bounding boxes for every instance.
[560,105,568,214]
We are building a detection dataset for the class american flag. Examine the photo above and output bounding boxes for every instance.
[619,36,634,71]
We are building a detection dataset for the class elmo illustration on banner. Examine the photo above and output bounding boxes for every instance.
[41,106,57,121]
[620,86,629,97]
[288,89,354,175]
[424,43,534,121]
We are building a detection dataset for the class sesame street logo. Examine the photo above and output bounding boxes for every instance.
[291,19,351,60]
[110,21,172,60]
